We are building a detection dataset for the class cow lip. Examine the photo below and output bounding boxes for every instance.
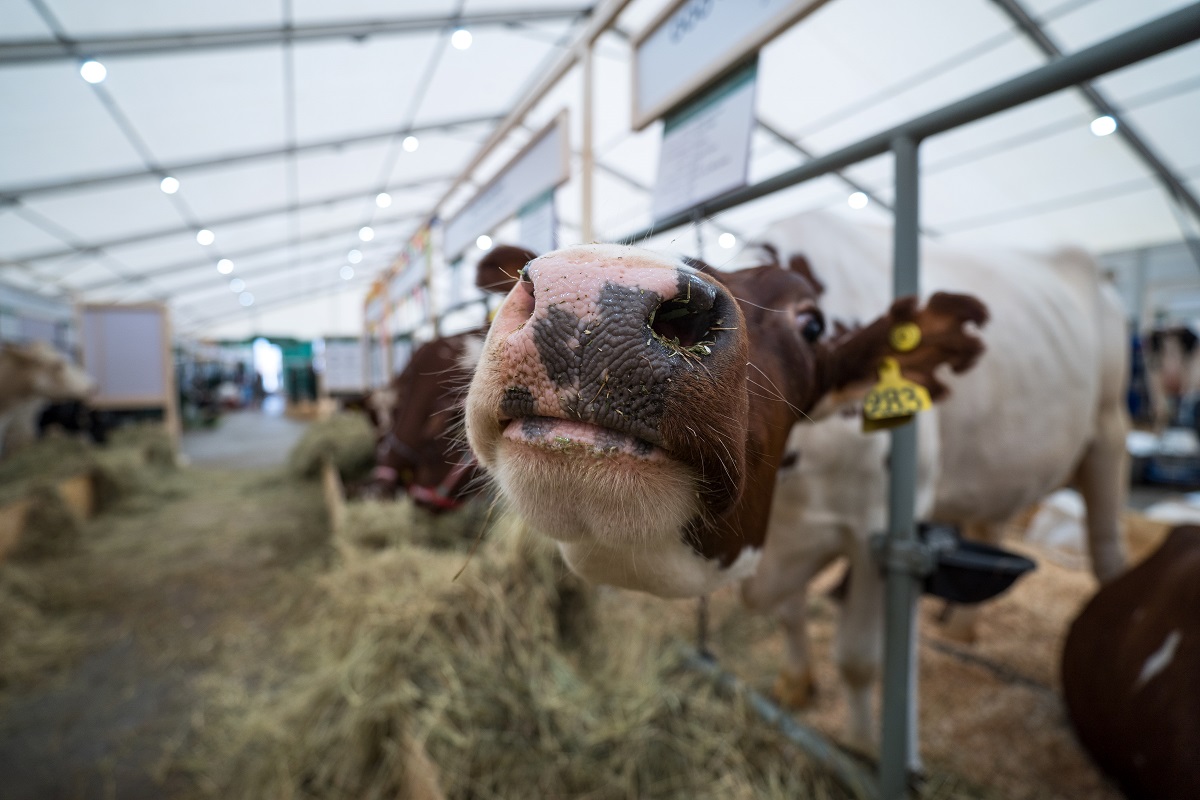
[500,414,665,459]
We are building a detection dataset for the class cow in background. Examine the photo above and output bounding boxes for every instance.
[466,241,986,597]
[1142,323,1200,431]
[1062,525,1200,800]
[37,400,108,445]
[0,340,95,457]
[738,211,1128,757]
[363,247,537,512]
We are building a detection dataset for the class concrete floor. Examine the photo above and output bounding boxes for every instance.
[180,396,308,469]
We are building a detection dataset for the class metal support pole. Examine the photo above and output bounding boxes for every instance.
[581,43,596,243]
[880,135,922,800]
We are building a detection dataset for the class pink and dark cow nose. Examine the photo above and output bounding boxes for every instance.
[487,247,739,448]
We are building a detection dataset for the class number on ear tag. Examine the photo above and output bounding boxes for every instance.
[862,357,932,432]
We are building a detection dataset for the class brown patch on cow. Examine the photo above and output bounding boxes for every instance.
[820,291,989,402]
[1062,525,1200,800]
[476,245,537,294]
[787,254,824,295]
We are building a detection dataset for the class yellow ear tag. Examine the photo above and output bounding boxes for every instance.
[889,322,922,352]
[862,356,932,432]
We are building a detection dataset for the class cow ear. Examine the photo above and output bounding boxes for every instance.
[476,245,538,294]
[813,291,989,415]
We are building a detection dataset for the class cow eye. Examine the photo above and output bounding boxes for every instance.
[798,309,825,342]
[519,264,532,284]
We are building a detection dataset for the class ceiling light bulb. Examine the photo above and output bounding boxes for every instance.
[239,292,255,307]
[347,249,363,264]
[1090,115,1117,136]
[340,265,355,280]
[476,234,492,250]
[376,192,392,208]
[217,258,234,274]
[196,229,215,245]
[359,226,375,242]
[403,135,419,152]
[718,232,736,249]
[160,176,180,194]
[451,29,472,50]
[848,191,869,209]
[80,60,107,84]
[230,278,246,292]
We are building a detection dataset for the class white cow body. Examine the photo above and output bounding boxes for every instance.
[740,211,1129,754]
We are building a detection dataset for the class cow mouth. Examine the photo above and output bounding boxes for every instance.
[500,416,666,461]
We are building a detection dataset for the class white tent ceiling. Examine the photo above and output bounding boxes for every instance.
[1,0,1197,341]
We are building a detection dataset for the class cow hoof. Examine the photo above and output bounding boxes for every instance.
[773,668,816,708]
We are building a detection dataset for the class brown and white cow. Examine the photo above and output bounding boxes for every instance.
[364,247,539,511]
[0,340,95,457]
[365,328,484,512]
[465,241,988,598]
[738,211,1129,755]
[1062,525,1200,800]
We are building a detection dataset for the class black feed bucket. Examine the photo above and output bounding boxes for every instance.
[918,523,1037,605]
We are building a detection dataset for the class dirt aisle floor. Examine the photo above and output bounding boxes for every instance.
[0,467,329,800]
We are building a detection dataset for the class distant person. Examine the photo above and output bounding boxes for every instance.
[252,372,266,408]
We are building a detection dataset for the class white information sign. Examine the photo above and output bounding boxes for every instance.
[321,339,366,394]
[632,0,828,130]
[518,190,557,256]
[651,62,758,223]
[80,304,170,406]
[443,111,569,260]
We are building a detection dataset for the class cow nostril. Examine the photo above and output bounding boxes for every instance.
[651,281,718,350]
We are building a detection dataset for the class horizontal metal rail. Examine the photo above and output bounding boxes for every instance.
[620,2,1200,243]
[6,177,450,265]
[0,6,591,64]
[0,112,501,203]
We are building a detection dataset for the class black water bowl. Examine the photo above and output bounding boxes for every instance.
[919,524,1037,605]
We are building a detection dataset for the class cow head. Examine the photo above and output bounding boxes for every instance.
[466,243,987,597]
[1,341,95,402]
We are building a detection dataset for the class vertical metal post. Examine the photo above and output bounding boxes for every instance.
[880,134,921,799]
[581,43,595,243]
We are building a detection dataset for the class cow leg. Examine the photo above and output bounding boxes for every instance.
[836,544,885,754]
[773,590,817,708]
[941,521,1004,644]
[1074,403,1129,582]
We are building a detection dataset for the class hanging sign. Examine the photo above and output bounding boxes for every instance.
[518,189,558,255]
[631,0,829,130]
[321,338,366,394]
[443,111,569,260]
[651,60,758,223]
[388,225,431,306]
[364,280,386,331]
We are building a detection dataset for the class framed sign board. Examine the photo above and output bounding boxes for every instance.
[651,60,758,222]
[78,302,179,440]
[631,0,830,130]
[442,111,570,260]
[320,339,366,395]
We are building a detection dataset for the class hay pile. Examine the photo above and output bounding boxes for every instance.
[188,515,856,800]
[0,436,94,506]
[107,421,178,468]
[0,563,86,691]
[337,496,493,554]
[288,412,376,481]
[10,482,82,560]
